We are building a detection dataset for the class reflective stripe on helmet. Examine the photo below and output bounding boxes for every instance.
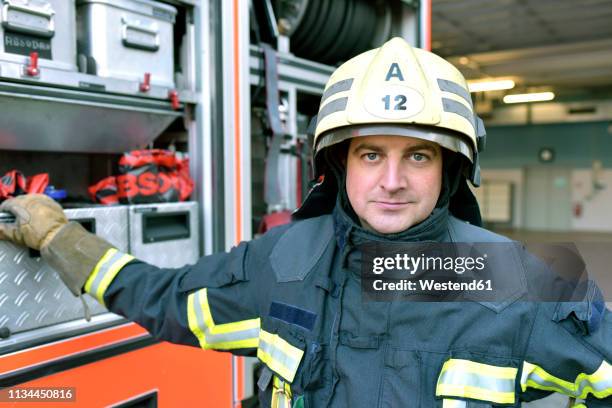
[521,361,612,400]
[85,248,134,306]
[442,98,476,131]
[187,288,260,350]
[437,78,473,109]
[257,329,304,383]
[320,78,354,105]
[316,97,349,127]
[436,358,517,404]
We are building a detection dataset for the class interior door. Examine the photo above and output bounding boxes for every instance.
[523,166,572,231]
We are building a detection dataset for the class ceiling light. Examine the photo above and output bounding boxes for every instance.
[503,92,555,104]
[467,79,515,92]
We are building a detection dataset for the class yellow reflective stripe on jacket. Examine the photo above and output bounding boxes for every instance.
[442,398,467,408]
[257,329,304,383]
[521,361,612,400]
[271,376,292,408]
[84,248,134,306]
[187,288,260,350]
[436,358,517,404]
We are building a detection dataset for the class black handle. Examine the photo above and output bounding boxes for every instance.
[72,218,96,234]
[142,211,190,244]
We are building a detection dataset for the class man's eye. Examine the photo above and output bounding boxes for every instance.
[364,153,378,161]
[412,153,429,162]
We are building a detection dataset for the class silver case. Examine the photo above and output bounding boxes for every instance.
[64,206,129,252]
[76,0,176,87]
[128,201,199,268]
[0,0,77,71]
[0,206,128,335]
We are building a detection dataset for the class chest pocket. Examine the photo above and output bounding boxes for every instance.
[257,323,305,385]
[257,315,331,408]
[256,315,307,405]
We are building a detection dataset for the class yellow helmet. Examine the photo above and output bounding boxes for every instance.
[313,37,486,186]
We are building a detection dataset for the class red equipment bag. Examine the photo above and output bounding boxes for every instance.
[89,150,194,205]
[0,170,49,201]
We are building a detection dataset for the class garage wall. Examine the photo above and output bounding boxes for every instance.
[476,168,612,232]
[480,121,612,168]
[477,121,611,232]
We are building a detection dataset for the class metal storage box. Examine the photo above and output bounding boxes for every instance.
[64,205,129,252]
[0,206,127,336]
[76,0,177,88]
[128,202,199,268]
[0,0,77,71]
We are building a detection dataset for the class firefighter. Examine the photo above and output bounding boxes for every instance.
[1,37,610,407]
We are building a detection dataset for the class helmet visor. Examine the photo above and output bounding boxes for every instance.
[315,124,474,163]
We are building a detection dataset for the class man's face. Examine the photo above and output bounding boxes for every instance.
[345,135,443,234]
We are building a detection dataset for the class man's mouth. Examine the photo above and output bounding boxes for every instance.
[373,201,412,210]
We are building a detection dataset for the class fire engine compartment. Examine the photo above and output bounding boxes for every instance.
[0,1,415,403]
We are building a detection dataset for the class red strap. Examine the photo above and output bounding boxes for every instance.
[88,176,119,205]
[119,149,177,169]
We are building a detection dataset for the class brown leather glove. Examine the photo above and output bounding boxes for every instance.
[0,194,113,300]
[0,194,68,250]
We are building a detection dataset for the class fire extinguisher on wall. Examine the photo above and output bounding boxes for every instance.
[573,202,583,218]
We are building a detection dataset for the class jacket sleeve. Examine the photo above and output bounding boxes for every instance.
[519,289,612,407]
[83,225,288,356]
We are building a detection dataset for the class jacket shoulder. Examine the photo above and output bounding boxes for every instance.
[270,214,335,283]
[448,215,513,243]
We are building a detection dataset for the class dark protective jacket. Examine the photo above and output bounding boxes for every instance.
[90,202,612,408]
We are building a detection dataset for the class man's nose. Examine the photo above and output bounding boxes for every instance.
[380,158,407,192]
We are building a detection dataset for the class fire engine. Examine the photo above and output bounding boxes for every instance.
[0,0,427,405]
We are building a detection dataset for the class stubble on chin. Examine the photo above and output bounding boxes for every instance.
[360,212,415,234]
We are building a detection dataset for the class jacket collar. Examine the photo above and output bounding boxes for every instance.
[332,196,450,260]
